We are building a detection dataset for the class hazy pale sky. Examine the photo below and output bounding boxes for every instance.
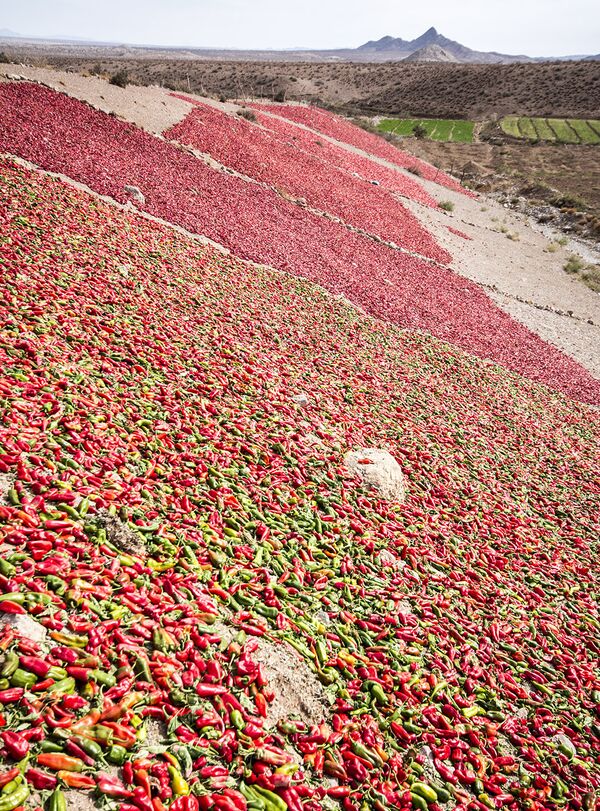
[4,0,599,56]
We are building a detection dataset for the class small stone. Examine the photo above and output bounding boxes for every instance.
[292,393,310,407]
[304,433,325,447]
[0,613,47,644]
[124,185,145,205]
[379,549,405,569]
[553,734,576,756]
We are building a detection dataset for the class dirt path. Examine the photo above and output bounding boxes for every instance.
[2,64,598,379]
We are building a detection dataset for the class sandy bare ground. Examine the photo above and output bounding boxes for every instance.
[1,64,598,379]
[0,63,191,133]
[401,186,600,377]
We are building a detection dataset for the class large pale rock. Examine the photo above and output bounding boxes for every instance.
[344,448,406,501]
[0,613,47,644]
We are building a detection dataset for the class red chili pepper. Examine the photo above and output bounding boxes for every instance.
[37,753,85,772]
[57,770,96,789]
[100,722,137,748]
[0,767,20,788]
[195,683,228,697]
[97,771,134,799]
[19,655,50,677]
[65,739,95,767]
[44,706,74,729]
[20,726,45,743]
[0,600,26,614]
[171,797,200,811]
[132,785,155,811]
[26,767,58,790]
[2,729,30,759]
[51,646,79,664]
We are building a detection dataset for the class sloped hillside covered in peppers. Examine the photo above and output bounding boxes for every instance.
[246,104,472,196]
[0,82,599,407]
[0,158,599,811]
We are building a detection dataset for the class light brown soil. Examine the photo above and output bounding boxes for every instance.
[94,510,147,556]
[58,789,99,811]
[5,50,600,119]
[0,472,13,504]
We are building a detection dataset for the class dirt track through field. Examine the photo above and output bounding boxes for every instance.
[1,63,598,381]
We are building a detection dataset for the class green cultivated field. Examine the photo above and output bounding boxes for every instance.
[500,116,600,144]
[378,118,475,143]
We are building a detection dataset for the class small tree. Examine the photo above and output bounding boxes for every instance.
[412,123,427,139]
[109,69,129,88]
[0,52,10,64]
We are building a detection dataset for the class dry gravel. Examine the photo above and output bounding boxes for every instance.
[402,187,600,378]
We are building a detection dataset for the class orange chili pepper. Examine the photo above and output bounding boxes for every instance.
[37,753,86,772]
[70,710,102,734]
[57,770,96,789]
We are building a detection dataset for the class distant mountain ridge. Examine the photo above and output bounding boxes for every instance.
[358,27,533,64]
[0,26,596,63]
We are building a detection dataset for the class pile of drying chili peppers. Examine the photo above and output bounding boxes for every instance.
[227,106,442,208]
[0,157,599,811]
[245,104,473,195]
[165,98,448,259]
[0,83,599,405]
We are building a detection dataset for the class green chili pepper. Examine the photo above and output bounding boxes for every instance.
[48,677,76,695]
[88,669,116,687]
[106,744,128,765]
[73,735,103,760]
[167,763,190,796]
[133,656,153,683]
[0,782,29,811]
[230,709,245,731]
[370,682,388,705]
[10,669,37,689]
[410,793,429,811]
[47,787,67,811]
[0,560,16,578]
[251,785,288,811]
[0,653,19,679]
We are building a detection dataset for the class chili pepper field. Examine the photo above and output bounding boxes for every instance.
[246,104,473,196]
[0,82,599,406]
[0,151,599,811]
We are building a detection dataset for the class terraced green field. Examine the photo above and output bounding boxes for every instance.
[500,116,600,144]
[377,118,475,143]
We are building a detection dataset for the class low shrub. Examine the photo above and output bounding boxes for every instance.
[564,255,585,274]
[237,108,257,122]
[109,70,129,88]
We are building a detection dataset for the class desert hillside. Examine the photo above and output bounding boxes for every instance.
[0,65,598,811]
[11,56,600,119]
